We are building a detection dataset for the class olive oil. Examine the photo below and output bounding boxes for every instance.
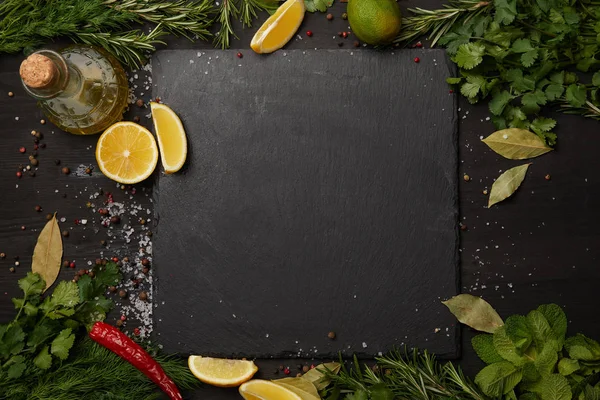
[19,46,129,135]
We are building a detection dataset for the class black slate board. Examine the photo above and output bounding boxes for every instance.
[152,49,459,358]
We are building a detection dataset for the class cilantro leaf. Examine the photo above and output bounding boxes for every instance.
[564,72,578,84]
[0,325,25,357]
[504,105,528,128]
[593,72,600,87]
[51,281,80,308]
[27,321,56,347]
[531,118,557,136]
[18,272,45,297]
[545,84,565,101]
[50,328,75,360]
[521,90,547,114]
[521,50,538,67]
[576,57,598,72]
[6,355,26,379]
[512,38,534,53]
[565,84,587,107]
[494,0,518,25]
[461,76,487,98]
[446,77,463,85]
[504,69,535,93]
[438,31,472,55]
[304,0,333,13]
[549,72,564,85]
[489,90,514,115]
[452,43,486,70]
[33,345,52,370]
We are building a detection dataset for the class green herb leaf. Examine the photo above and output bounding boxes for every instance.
[370,385,395,400]
[33,345,52,370]
[475,361,522,397]
[584,385,600,400]
[304,0,333,13]
[51,281,80,308]
[521,50,538,67]
[527,310,553,350]
[593,72,600,87]
[18,272,45,297]
[493,325,527,366]
[442,294,503,333]
[482,128,553,159]
[489,91,515,115]
[446,77,463,85]
[302,362,341,390]
[512,38,534,53]
[565,84,587,107]
[564,334,600,361]
[6,355,27,379]
[494,0,518,25]
[488,164,530,207]
[505,315,533,352]
[534,340,559,375]
[452,43,485,70]
[32,214,63,292]
[540,373,571,400]
[50,328,75,360]
[472,334,504,364]
[346,390,368,400]
[557,358,580,376]
[537,304,567,349]
[27,321,56,347]
[545,84,564,101]
[0,325,25,357]
[522,90,547,114]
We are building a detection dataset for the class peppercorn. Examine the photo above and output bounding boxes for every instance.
[460,224,468,231]
[54,159,61,166]
[119,289,128,298]
[306,30,313,37]
[98,208,109,215]
[139,291,148,301]
[20,225,26,230]
[337,42,344,47]
[337,31,343,36]
[14,261,20,266]
[62,167,70,175]
[100,240,107,246]
[139,218,146,225]
[72,275,79,283]
[110,216,121,224]
[302,365,309,373]
[463,174,470,182]
[354,40,360,47]
[85,167,92,175]
[69,262,76,268]
[326,13,333,20]
[0,253,5,259]
[141,258,150,267]
[16,171,22,178]
[136,99,144,107]
[545,174,551,180]
[40,119,46,125]
[112,257,119,263]
[123,257,130,263]
[62,260,70,268]
[342,31,348,39]
[77,269,86,277]
[35,131,43,139]
[34,205,42,212]
[146,231,152,237]
[279,365,284,371]
[9,267,15,273]
[237,52,243,59]
[342,12,348,20]
[116,319,124,327]
[414,57,420,63]
[8,92,14,97]
[33,138,39,145]
[327,331,336,340]
[108,285,117,293]
[29,171,36,177]
[40,143,46,149]
[142,267,150,274]
[88,271,95,278]
[482,189,488,195]
[94,258,102,265]
[131,279,140,288]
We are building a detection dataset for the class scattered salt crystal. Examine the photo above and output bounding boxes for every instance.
[362,342,368,348]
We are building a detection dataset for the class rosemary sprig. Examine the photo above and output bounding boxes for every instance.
[325,349,488,400]
[214,0,279,49]
[394,0,492,46]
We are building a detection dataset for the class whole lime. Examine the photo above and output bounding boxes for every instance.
[347,0,402,45]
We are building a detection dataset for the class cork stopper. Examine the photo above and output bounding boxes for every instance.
[20,54,59,89]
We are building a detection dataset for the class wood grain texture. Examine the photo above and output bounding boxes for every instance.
[152,48,460,358]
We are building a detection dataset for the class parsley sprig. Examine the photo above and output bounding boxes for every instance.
[0,262,121,381]
[397,0,600,145]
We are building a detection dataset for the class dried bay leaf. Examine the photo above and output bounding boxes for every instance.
[488,164,531,208]
[32,213,62,291]
[482,128,553,160]
[443,294,503,333]
[273,377,320,400]
[301,362,340,390]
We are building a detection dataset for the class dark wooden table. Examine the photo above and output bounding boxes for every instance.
[1,1,599,398]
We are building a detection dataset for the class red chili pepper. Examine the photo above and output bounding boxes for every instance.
[89,322,183,400]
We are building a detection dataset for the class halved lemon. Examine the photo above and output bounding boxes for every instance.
[150,102,187,174]
[239,379,303,400]
[250,0,305,54]
[188,356,258,387]
[95,121,158,184]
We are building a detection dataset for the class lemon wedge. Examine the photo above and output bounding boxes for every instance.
[95,121,158,184]
[250,0,305,54]
[240,379,303,400]
[150,102,187,174]
[188,356,258,387]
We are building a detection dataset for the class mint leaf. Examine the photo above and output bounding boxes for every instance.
[557,358,580,376]
[541,373,571,400]
[537,304,567,349]
[472,334,504,364]
[446,77,463,85]
[505,315,533,352]
[494,0,518,25]
[565,334,600,361]
[475,361,523,396]
[489,90,514,115]
[545,84,565,101]
[522,50,539,67]
[493,326,527,366]
[565,84,587,107]
[6,355,26,379]
[512,38,534,53]
[584,385,600,400]
[51,281,80,308]
[527,310,553,349]
[0,325,25,357]
[452,43,486,70]
[593,72,600,87]
[33,345,52,370]
[50,328,75,360]
[535,340,559,374]
[304,0,332,13]
[18,272,45,297]
[522,362,541,383]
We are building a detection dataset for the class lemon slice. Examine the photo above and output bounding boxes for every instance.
[150,102,187,174]
[250,0,305,54]
[188,356,258,387]
[240,379,303,400]
[95,121,158,184]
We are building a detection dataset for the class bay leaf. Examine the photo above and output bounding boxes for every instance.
[301,362,341,391]
[32,213,62,292]
[482,128,553,159]
[488,164,531,208]
[442,294,503,333]
[273,377,320,400]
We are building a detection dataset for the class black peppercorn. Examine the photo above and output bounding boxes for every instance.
[62,260,70,268]
[142,267,150,274]
[108,285,117,293]
[72,275,79,283]
[139,291,148,301]
[34,205,42,212]
[328,331,336,339]
[46,213,53,220]
[62,167,70,175]
[40,143,46,149]
[326,13,333,20]
[302,365,309,373]
[133,116,140,123]
[85,167,92,175]
[110,216,121,224]
[54,159,61,166]
[62,230,69,237]
[31,159,39,166]
[136,99,144,107]
[88,271,95,278]
[116,319,123,327]
[141,258,150,267]
[77,269,86,277]
[118,289,127,298]
[100,240,107,246]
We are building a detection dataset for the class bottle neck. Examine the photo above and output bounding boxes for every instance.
[21,50,81,100]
